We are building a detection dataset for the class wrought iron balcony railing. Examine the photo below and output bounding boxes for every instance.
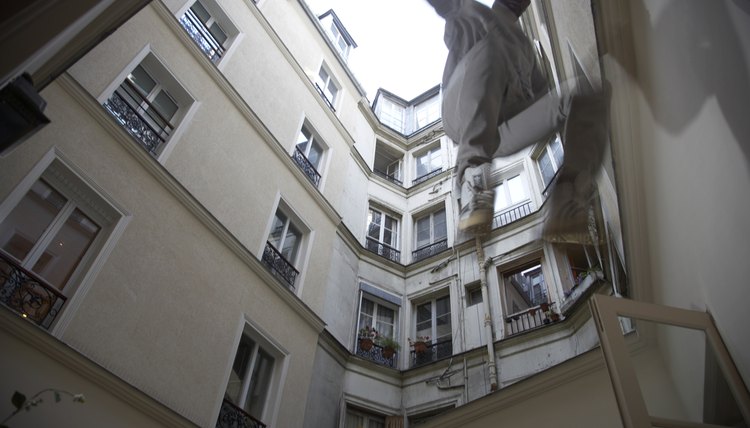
[103,80,175,157]
[412,239,448,262]
[355,340,397,368]
[412,168,443,186]
[365,237,400,264]
[261,242,298,289]
[504,302,560,336]
[216,399,266,428]
[373,169,403,186]
[410,339,453,368]
[180,8,225,63]
[492,201,534,229]
[0,251,67,330]
[314,83,336,112]
[292,148,321,186]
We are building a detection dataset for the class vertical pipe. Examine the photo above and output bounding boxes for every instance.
[475,234,498,391]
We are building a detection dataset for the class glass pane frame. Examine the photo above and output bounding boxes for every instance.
[590,294,750,428]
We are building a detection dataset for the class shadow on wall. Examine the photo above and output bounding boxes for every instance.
[620,0,750,163]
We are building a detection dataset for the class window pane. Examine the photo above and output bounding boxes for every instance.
[367,210,381,240]
[345,412,364,428]
[416,153,430,177]
[416,302,431,339]
[436,296,450,317]
[0,180,67,262]
[295,127,311,152]
[281,223,301,262]
[128,65,156,95]
[268,212,287,248]
[538,150,555,187]
[550,136,564,168]
[190,0,211,23]
[494,183,509,212]
[376,305,395,338]
[226,335,255,404]
[383,215,397,247]
[433,210,447,241]
[246,348,274,420]
[307,140,323,169]
[32,208,100,290]
[209,22,228,45]
[152,90,178,122]
[415,217,430,248]
[506,175,526,204]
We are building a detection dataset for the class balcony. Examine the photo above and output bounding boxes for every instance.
[179,8,225,63]
[216,399,266,428]
[373,169,403,186]
[355,340,397,368]
[412,239,448,262]
[0,251,67,330]
[504,302,560,337]
[410,339,453,368]
[291,148,321,186]
[103,80,174,157]
[492,201,534,229]
[314,83,336,112]
[365,237,401,263]
[261,242,298,289]
[412,168,443,186]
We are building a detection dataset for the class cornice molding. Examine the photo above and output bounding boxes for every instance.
[0,308,200,427]
[56,74,326,334]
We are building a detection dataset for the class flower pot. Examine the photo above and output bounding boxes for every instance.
[413,341,428,354]
[359,338,373,351]
[382,346,396,359]
[551,313,560,322]
[540,302,550,312]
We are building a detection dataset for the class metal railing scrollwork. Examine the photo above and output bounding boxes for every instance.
[412,239,448,262]
[216,399,266,428]
[261,242,298,289]
[0,252,67,329]
[292,148,321,186]
[365,238,401,263]
[179,8,225,63]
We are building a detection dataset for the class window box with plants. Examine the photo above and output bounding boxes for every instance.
[377,336,400,359]
[358,326,378,351]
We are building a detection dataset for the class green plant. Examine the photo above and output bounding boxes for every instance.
[358,325,378,340]
[377,336,400,350]
[1,389,85,428]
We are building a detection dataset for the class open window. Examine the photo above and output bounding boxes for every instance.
[292,123,327,187]
[590,294,750,427]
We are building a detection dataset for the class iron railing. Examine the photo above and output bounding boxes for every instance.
[0,251,67,330]
[373,169,403,186]
[179,8,225,63]
[261,242,298,289]
[412,168,443,186]
[412,239,448,262]
[314,83,336,112]
[291,148,321,186]
[410,339,453,368]
[504,302,560,336]
[492,201,534,229]
[365,237,400,263]
[103,79,175,156]
[355,341,397,368]
[216,399,266,428]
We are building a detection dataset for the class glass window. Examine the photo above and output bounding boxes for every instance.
[414,96,440,130]
[416,295,452,345]
[357,296,396,340]
[225,334,275,424]
[181,0,235,63]
[537,136,564,189]
[295,126,324,170]
[316,66,339,107]
[367,208,398,249]
[414,208,446,249]
[415,146,441,179]
[494,175,529,212]
[345,408,386,428]
[268,210,301,263]
[502,262,549,315]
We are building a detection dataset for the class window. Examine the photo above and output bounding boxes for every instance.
[315,65,339,110]
[502,262,548,315]
[104,54,192,157]
[414,146,442,184]
[220,334,275,427]
[465,282,483,307]
[378,98,405,132]
[493,175,528,212]
[373,142,403,186]
[328,21,352,60]
[262,208,302,288]
[413,207,447,262]
[536,135,564,190]
[345,407,386,428]
[179,0,237,63]
[0,158,122,329]
[365,208,400,263]
[414,96,440,130]
[292,125,325,186]
[413,294,452,366]
[355,294,399,367]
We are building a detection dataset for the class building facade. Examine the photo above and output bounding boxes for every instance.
[1,0,748,427]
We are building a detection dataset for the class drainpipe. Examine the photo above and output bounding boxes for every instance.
[475,235,498,391]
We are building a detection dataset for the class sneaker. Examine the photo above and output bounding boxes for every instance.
[458,164,495,232]
[542,83,611,242]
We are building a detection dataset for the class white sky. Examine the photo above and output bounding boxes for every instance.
[303,0,449,101]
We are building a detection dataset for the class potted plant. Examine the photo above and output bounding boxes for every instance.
[377,336,400,359]
[358,326,377,351]
[409,336,430,354]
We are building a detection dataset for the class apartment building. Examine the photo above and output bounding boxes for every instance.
[0,0,748,427]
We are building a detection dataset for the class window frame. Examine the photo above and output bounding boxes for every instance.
[356,294,399,344]
[366,207,400,250]
[292,123,328,187]
[101,51,194,160]
[414,294,452,346]
[413,206,447,251]
[177,0,240,65]
[0,150,128,333]
[493,173,531,213]
[413,144,442,183]
[315,64,339,110]
[534,134,564,192]
[499,259,551,316]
